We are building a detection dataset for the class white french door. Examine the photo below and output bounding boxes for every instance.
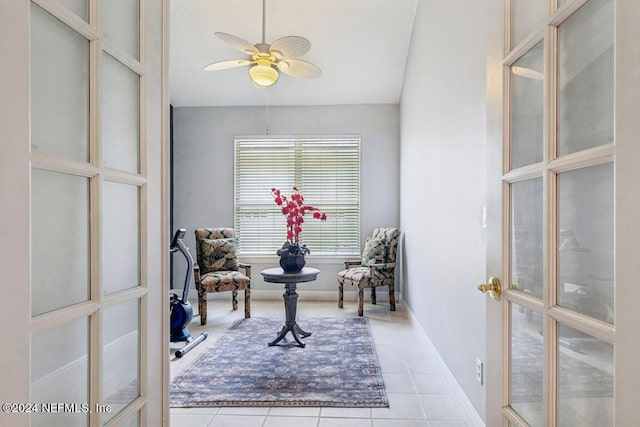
[0,1,168,426]
[484,0,640,426]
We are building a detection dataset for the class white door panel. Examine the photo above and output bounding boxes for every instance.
[0,1,168,425]
[485,0,640,426]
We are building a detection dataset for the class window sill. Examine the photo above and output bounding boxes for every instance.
[239,254,360,265]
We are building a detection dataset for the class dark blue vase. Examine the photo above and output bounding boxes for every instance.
[277,250,306,273]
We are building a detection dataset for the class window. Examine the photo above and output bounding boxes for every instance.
[234,136,360,256]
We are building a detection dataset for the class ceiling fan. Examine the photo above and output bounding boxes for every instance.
[204,0,322,88]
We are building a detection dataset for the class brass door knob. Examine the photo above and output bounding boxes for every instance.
[478,277,502,300]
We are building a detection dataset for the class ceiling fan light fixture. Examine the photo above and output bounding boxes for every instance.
[249,61,279,87]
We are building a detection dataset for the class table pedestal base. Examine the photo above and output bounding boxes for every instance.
[269,323,311,348]
[268,282,311,348]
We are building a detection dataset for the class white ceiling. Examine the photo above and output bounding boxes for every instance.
[169,0,418,107]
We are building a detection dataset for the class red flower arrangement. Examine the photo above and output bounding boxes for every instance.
[271,186,327,253]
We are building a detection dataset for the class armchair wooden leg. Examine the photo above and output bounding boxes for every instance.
[244,286,251,318]
[198,287,208,326]
[371,287,377,305]
[389,283,396,311]
[232,290,238,311]
[338,281,344,308]
[358,288,364,317]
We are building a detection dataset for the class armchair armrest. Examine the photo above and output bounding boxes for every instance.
[368,262,396,270]
[344,260,362,270]
[238,262,252,278]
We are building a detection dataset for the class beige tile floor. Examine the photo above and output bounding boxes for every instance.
[170,296,478,427]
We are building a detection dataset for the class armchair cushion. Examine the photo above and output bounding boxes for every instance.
[199,270,250,292]
[361,237,386,266]
[338,266,371,287]
[199,237,239,274]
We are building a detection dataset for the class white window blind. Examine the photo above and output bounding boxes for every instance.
[234,136,361,256]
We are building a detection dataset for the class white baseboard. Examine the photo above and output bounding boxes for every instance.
[192,289,397,304]
[405,306,486,427]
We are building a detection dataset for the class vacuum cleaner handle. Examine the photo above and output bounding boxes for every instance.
[170,228,186,251]
[170,229,194,304]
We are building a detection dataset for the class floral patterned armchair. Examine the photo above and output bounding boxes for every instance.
[338,227,401,316]
[193,228,251,325]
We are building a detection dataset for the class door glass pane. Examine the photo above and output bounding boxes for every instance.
[103,181,140,294]
[511,178,543,298]
[101,0,139,59]
[102,53,140,173]
[121,412,140,427]
[558,324,613,426]
[103,298,140,423]
[510,302,544,427]
[58,0,88,21]
[557,163,614,323]
[510,41,544,169]
[31,169,90,316]
[557,0,614,156]
[510,0,546,48]
[30,3,89,162]
[31,317,89,427]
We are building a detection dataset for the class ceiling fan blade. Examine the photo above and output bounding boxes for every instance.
[215,32,259,55]
[276,59,322,79]
[270,36,311,59]
[203,59,252,71]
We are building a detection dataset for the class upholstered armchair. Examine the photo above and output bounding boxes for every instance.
[338,227,401,316]
[193,228,251,325]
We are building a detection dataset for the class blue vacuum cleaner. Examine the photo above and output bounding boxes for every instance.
[170,229,207,358]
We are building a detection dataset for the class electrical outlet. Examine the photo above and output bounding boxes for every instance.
[475,358,483,385]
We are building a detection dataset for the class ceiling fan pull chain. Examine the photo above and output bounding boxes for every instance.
[261,0,266,44]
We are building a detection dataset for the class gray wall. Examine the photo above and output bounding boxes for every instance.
[171,104,400,296]
[400,0,488,419]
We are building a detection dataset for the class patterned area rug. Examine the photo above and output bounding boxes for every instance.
[170,317,388,407]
